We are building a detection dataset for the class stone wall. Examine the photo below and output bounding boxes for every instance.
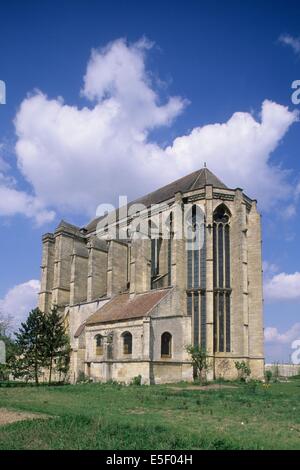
[265,363,300,378]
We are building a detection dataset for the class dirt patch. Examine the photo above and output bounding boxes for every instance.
[0,408,51,426]
[169,384,237,391]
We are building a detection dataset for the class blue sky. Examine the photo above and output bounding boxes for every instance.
[0,0,299,362]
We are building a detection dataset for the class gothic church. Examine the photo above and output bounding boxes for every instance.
[39,167,264,383]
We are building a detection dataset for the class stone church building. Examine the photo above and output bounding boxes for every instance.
[39,167,264,384]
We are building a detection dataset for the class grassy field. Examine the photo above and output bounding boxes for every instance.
[0,378,300,450]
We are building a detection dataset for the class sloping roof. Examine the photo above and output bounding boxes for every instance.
[55,219,82,235]
[74,322,86,338]
[85,288,171,325]
[86,167,227,233]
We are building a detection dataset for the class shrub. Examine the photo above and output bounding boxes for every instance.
[186,345,210,384]
[265,369,272,383]
[131,375,142,386]
[76,371,88,383]
[0,363,9,381]
[234,361,251,382]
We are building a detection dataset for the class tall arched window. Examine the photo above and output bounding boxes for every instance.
[161,332,172,357]
[122,331,132,355]
[95,334,103,355]
[186,204,206,350]
[213,204,231,353]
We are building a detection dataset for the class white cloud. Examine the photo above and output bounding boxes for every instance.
[0,280,40,332]
[264,272,300,301]
[0,142,55,225]
[12,38,299,220]
[0,178,55,225]
[264,323,300,363]
[265,323,300,344]
[82,38,184,129]
[165,100,298,209]
[279,34,300,56]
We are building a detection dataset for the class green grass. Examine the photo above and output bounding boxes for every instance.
[0,378,300,450]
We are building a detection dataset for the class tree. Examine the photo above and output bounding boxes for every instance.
[44,307,70,384]
[186,345,210,384]
[56,347,71,382]
[13,308,48,385]
[12,307,71,385]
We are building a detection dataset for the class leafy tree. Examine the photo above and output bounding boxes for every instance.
[6,308,70,385]
[56,347,71,383]
[14,308,48,385]
[186,345,210,384]
[44,307,70,384]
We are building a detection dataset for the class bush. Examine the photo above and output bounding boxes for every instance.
[76,371,89,383]
[186,345,210,384]
[234,361,251,382]
[265,369,272,383]
[0,364,9,381]
[131,375,142,386]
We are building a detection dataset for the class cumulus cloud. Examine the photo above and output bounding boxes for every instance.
[11,38,299,220]
[279,33,300,56]
[0,178,55,225]
[264,272,300,301]
[264,323,300,362]
[0,145,55,225]
[265,323,300,344]
[82,38,184,129]
[0,280,40,332]
[165,100,298,209]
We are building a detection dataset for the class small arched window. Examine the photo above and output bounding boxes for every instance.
[95,334,103,355]
[122,331,132,355]
[161,332,172,358]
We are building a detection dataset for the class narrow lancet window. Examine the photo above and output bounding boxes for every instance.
[213,204,231,353]
[186,204,206,350]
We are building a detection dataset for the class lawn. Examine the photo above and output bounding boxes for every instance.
[0,378,300,450]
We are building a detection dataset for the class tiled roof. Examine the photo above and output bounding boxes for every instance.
[86,167,227,233]
[85,288,171,325]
